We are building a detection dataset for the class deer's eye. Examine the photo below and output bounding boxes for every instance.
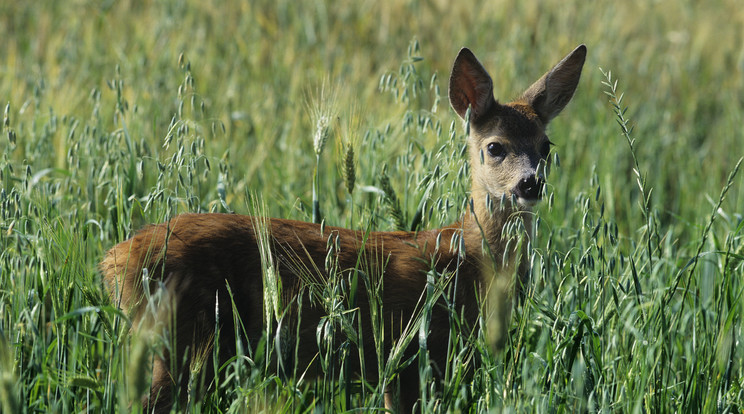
[487,142,506,159]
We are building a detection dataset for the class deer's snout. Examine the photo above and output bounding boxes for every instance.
[513,176,544,201]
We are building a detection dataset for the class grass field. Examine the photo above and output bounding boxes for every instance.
[1,0,743,412]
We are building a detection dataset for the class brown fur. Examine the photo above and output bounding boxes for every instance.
[100,44,586,413]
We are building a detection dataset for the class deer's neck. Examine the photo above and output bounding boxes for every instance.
[457,185,533,347]
[461,185,533,268]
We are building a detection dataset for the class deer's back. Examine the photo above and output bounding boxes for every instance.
[100,213,481,374]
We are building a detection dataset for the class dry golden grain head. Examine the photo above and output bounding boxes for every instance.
[313,115,333,156]
[307,82,339,157]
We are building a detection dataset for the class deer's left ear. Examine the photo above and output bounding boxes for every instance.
[521,44,587,124]
[449,48,497,124]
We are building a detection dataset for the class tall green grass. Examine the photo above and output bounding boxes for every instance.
[1,0,743,412]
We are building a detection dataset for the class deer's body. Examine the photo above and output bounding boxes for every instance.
[101,45,585,412]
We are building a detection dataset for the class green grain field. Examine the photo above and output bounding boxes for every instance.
[1,1,743,412]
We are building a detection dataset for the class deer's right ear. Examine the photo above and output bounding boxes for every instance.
[449,48,496,123]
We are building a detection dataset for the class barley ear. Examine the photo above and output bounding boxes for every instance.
[340,103,362,196]
[308,82,339,157]
[343,144,355,195]
[380,166,406,231]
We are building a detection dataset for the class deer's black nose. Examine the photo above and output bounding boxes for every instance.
[514,176,544,200]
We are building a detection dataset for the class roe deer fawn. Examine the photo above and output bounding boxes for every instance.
[101,44,586,412]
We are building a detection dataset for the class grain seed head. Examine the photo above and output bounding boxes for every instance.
[308,82,339,156]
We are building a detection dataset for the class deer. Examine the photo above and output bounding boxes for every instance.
[101,44,586,413]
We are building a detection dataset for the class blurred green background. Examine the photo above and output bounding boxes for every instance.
[3,0,742,228]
